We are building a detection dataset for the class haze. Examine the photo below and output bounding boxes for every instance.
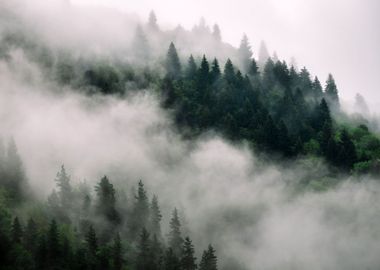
[71,0,380,107]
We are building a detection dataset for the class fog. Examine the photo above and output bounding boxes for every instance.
[1,1,380,270]
[72,0,380,108]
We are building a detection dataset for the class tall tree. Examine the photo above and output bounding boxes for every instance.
[11,217,23,244]
[149,195,162,238]
[112,233,123,270]
[55,165,72,209]
[148,10,159,32]
[168,208,183,257]
[324,74,339,108]
[165,42,182,79]
[238,34,253,73]
[212,24,221,42]
[136,228,153,270]
[132,180,150,235]
[132,25,150,63]
[223,59,235,84]
[186,55,197,80]
[258,40,270,67]
[181,237,197,270]
[199,245,217,270]
[95,176,120,224]
[5,138,26,201]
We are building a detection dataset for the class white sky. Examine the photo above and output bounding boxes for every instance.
[71,0,379,104]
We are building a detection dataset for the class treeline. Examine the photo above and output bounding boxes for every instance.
[0,164,218,270]
[160,41,380,174]
[1,11,380,174]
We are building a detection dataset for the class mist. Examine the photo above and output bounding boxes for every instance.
[1,1,380,270]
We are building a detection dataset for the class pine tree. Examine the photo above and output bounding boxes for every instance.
[212,24,221,42]
[181,237,197,270]
[223,59,235,84]
[112,233,123,270]
[86,225,98,257]
[186,55,197,80]
[312,76,323,100]
[148,10,159,32]
[324,74,339,108]
[337,129,357,169]
[136,228,153,270]
[168,208,183,257]
[199,245,217,270]
[210,58,221,82]
[47,219,60,266]
[95,176,120,224]
[238,34,253,73]
[258,40,270,67]
[5,138,26,202]
[12,217,23,244]
[24,218,38,253]
[149,195,162,238]
[165,42,182,79]
[132,25,150,63]
[248,59,259,77]
[132,180,150,236]
[55,165,72,209]
[164,248,180,270]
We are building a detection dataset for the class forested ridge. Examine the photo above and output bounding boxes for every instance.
[0,7,380,270]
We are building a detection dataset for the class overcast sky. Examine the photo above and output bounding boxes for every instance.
[71,0,379,105]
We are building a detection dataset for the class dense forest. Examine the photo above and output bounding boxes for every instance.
[1,4,380,270]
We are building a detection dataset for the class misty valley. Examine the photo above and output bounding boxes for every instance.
[0,1,380,270]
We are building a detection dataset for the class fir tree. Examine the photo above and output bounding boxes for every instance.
[149,195,162,238]
[238,34,253,73]
[181,237,197,270]
[11,216,23,244]
[199,245,217,270]
[168,208,183,257]
[325,74,339,108]
[165,42,182,79]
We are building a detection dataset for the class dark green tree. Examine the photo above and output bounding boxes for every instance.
[181,237,197,270]
[12,217,23,244]
[149,195,162,238]
[112,233,123,270]
[324,74,339,108]
[95,176,120,224]
[165,42,182,79]
[168,208,183,257]
[199,245,217,270]
[136,228,153,270]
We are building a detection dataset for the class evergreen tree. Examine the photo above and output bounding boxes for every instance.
[86,225,98,256]
[148,10,159,31]
[199,245,217,270]
[55,165,72,209]
[312,76,323,100]
[238,34,253,73]
[212,24,221,42]
[248,58,259,77]
[132,25,150,63]
[136,228,153,270]
[12,216,23,244]
[164,248,181,270]
[132,180,150,235]
[210,58,221,82]
[337,129,357,169]
[181,237,197,270]
[95,176,120,224]
[24,218,38,254]
[47,219,60,266]
[149,195,162,238]
[168,208,183,257]
[112,233,123,270]
[5,138,26,202]
[186,55,197,80]
[258,40,270,67]
[324,74,339,108]
[165,42,182,79]
[223,59,235,84]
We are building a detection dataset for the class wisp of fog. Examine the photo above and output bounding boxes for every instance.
[0,1,380,270]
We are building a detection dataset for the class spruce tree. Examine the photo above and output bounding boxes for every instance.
[11,217,23,244]
[136,228,153,270]
[95,176,120,224]
[55,165,72,209]
[238,34,253,73]
[199,245,217,270]
[165,42,182,79]
[181,237,197,270]
[324,74,339,108]
[168,208,183,257]
[212,24,221,42]
[112,233,123,270]
[149,195,162,238]
[186,55,197,80]
[223,59,235,84]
